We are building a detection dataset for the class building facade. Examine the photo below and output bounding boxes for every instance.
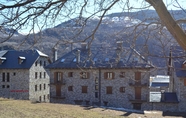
[47,42,154,110]
[0,49,50,102]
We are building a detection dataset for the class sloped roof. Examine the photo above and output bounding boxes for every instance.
[149,92,179,103]
[0,49,48,69]
[47,46,154,69]
[150,75,170,87]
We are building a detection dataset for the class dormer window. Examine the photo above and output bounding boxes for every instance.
[0,57,6,64]
[18,56,26,64]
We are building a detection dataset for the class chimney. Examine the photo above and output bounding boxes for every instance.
[116,41,123,62]
[116,41,123,50]
[53,47,57,62]
[81,42,87,50]
[77,49,81,63]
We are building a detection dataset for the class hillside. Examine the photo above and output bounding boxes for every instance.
[0,10,184,70]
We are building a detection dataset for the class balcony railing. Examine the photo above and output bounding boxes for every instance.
[127,94,148,103]
[49,80,66,85]
[50,93,66,99]
[129,80,148,87]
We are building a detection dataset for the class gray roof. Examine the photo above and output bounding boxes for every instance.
[0,49,48,69]
[150,92,179,103]
[150,75,169,87]
[47,46,154,69]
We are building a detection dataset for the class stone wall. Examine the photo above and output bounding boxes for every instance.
[0,56,50,102]
[49,68,151,110]
[29,56,50,102]
[0,69,29,99]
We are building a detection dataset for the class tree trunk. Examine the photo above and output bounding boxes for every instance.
[145,0,186,50]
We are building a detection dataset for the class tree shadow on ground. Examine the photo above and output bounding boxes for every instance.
[162,111,186,117]
[82,105,145,116]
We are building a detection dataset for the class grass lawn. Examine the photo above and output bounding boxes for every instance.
[0,98,185,118]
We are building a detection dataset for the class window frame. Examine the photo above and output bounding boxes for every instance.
[104,72,115,79]
[120,72,125,78]
[68,72,73,77]
[120,87,125,93]
[80,72,89,79]
[106,86,112,94]
[82,86,88,93]
[35,85,37,91]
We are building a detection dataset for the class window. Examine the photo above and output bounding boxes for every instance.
[35,61,37,66]
[95,92,98,98]
[40,72,42,78]
[13,72,16,76]
[80,72,89,79]
[95,77,98,84]
[120,72,125,78]
[2,85,5,88]
[44,61,46,66]
[68,86,73,91]
[44,72,46,78]
[82,86,88,93]
[2,73,5,82]
[106,86,112,94]
[7,85,10,88]
[120,87,125,93]
[68,72,73,77]
[95,85,99,90]
[39,96,41,102]
[35,72,37,79]
[43,95,46,101]
[40,84,42,90]
[54,72,62,82]
[40,60,42,66]
[7,73,10,82]
[44,84,46,90]
[35,85,37,91]
[104,72,114,79]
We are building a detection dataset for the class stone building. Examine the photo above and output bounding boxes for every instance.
[0,49,50,102]
[172,46,186,112]
[47,42,154,110]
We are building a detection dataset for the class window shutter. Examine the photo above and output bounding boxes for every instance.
[104,72,107,79]
[54,72,57,83]
[87,72,90,79]
[80,72,83,79]
[112,72,115,79]
[184,79,186,86]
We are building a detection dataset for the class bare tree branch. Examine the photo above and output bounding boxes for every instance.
[146,0,186,50]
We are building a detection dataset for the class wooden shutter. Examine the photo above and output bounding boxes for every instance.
[104,72,107,79]
[120,87,125,93]
[82,86,88,93]
[112,72,115,79]
[87,72,90,79]
[106,86,112,94]
[184,79,186,86]
[54,72,57,83]
[80,72,83,79]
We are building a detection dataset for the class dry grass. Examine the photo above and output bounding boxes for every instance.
[0,98,185,118]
